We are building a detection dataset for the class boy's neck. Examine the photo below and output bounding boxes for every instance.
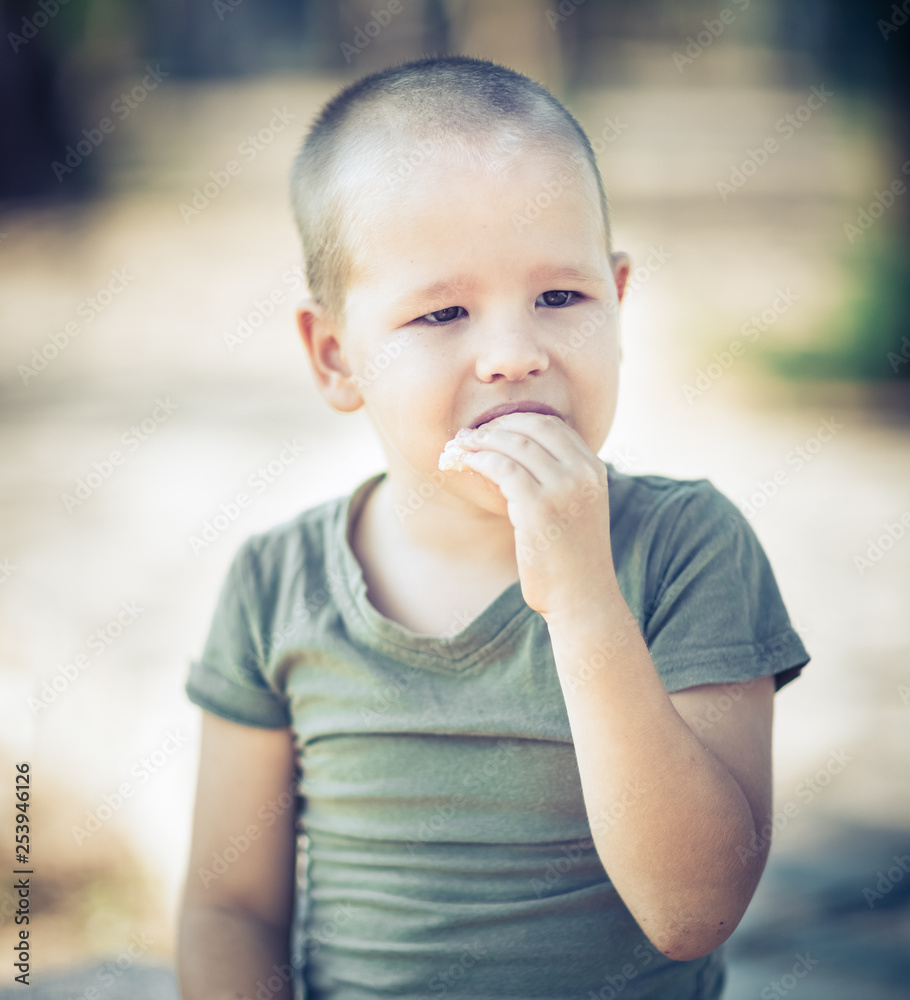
[364,473,518,569]
[348,474,521,636]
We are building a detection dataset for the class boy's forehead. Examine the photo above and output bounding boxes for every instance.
[341,120,592,187]
[338,158,611,310]
[340,129,608,255]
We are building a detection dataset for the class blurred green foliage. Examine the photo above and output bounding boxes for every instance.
[761,232,910,382]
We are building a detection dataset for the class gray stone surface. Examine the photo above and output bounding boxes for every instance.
[0,963,178,1000]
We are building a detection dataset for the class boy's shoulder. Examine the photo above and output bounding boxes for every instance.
[226,472,383,589]
[604,462,758,592]
[605,461,743,531]
[243,490,344,555]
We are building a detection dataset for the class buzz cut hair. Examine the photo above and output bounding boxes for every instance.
[289,55,612,323]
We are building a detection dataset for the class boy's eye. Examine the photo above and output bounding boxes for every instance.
[538,290,576,308]
[417,306,466,325]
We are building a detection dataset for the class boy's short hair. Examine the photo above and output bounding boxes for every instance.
[289,55,612,323]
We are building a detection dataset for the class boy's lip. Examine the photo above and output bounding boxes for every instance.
[469,401,563,429]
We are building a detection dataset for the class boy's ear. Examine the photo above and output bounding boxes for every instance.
[610,252,631,364]
[296,300,364,413]
[611,251,631,305]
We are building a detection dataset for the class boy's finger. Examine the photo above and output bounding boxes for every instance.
[469,410,596,462]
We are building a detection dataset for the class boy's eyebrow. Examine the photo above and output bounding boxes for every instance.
[527,263,606,286]
[398,277,480,307]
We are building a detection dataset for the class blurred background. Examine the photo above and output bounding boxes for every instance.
[1,0,908,997]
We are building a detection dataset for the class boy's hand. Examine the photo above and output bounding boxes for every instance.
[445,412,619,620]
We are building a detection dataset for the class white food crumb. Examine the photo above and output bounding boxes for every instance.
[438,437,470,472]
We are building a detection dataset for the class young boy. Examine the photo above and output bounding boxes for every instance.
[177,57,809,1000]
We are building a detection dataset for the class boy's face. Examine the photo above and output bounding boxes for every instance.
[300,142,629,518]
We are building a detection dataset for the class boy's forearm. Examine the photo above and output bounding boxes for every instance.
[545,587,765,961]
[178,903,295,1000]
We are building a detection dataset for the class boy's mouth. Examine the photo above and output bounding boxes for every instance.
[438,402,565,473]
[469,401,562,429]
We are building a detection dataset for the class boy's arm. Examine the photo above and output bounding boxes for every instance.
[448,412,787,962]
[546,595,774,963]
[178,711,299,1000]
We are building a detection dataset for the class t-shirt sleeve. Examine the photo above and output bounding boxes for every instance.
[642,480,809,694]
[185,541,293,728]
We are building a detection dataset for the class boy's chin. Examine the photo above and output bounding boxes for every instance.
[446,471,510,517]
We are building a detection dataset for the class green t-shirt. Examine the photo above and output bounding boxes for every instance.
[185,462,809,1000]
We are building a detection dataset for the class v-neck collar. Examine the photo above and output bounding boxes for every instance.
[326,471,535,672]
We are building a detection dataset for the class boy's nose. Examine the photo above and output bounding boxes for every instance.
[474,315,550,382]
